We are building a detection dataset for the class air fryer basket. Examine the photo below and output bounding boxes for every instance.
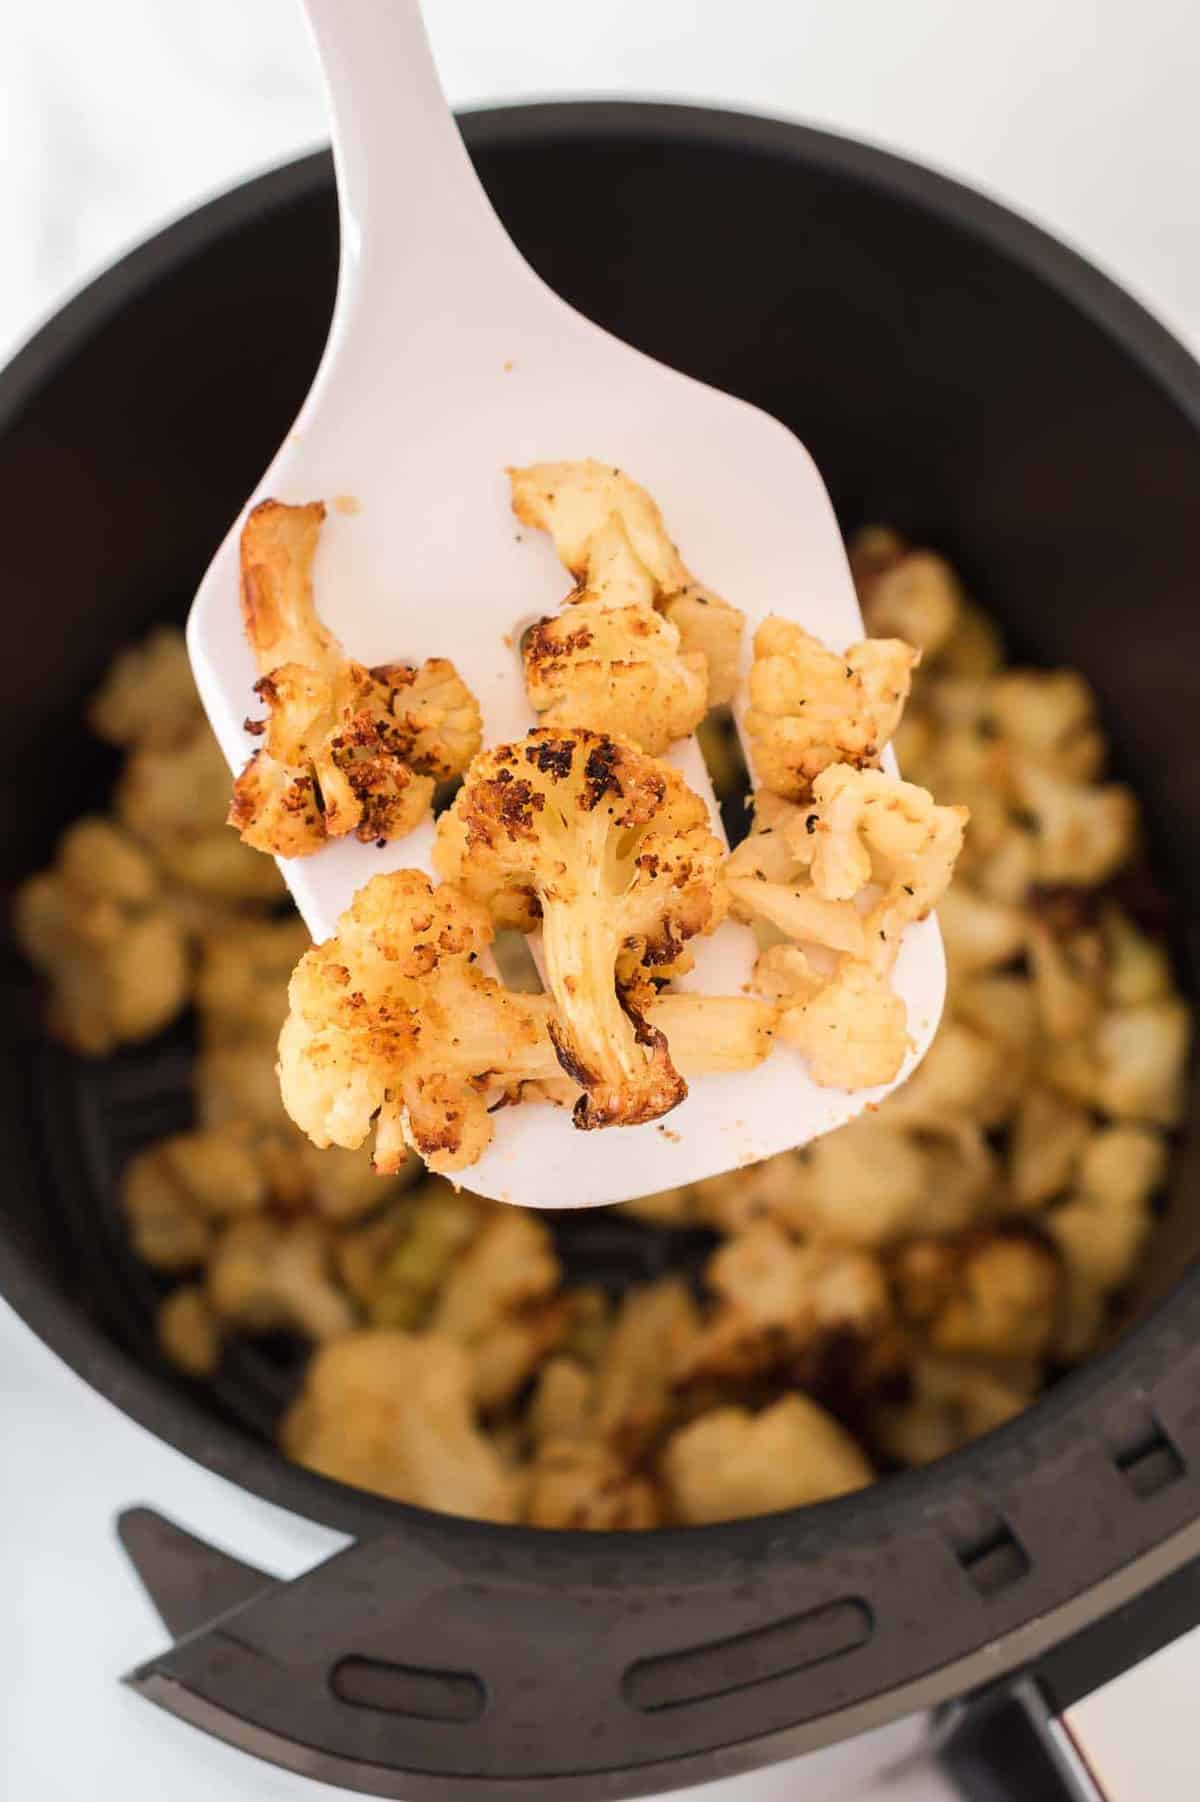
[2,104,1200,1800]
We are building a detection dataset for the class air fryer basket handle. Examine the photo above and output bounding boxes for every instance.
[938,1554,1200,1802]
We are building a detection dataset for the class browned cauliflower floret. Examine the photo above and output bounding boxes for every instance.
[121,1125,272,1271]
[766,1114,963,1246]
[1048,1126,1167,1299]
[522,516,707,755]
[282,1331,517,1520]
[157,1284,224,1377]
[936,885,1027,980]
[1010,756,1136,887]
[511,460,745,740]
[278,870,558,1174]
[229,500,480,856]
[679,1220,889,1383]
[1045,998,1190,1126]
[745,616,918,799]
[525,1440,661,1530]
[510,458,689,589]
[988,670,1104,783]
[15,817,190,1055]
[118,724,284,903]
[430,1210,565,1410]
[89,625,205,751]
[206,1216,356,1340]
[435,729,726,1129]
[859,549,963,657]
[778,959,910,1090]
[731,768,966,975]
[1009,1086,1093,1209]
[898,1228,1063,1361]
[196,917,312,1047]
[873,1355,1036,1467]
[660,1395,872,1523]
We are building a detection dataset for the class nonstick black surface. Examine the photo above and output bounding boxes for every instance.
[2,105,1200,1795]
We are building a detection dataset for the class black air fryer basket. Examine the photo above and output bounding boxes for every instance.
[2,104,1199,1801]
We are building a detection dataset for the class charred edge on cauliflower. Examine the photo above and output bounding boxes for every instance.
[435,729,723,1130]
[229,503,481,857]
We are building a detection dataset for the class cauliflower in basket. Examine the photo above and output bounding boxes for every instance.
[89,625,205,751]
[229,499,480,856]
[745,616,918,799]
[435,728,727,1129]
[661,1395,872,1524]
[282,1330,517,1521]
[511,460,745,742]
[279,869,559,1174]
[15,817,189,1055]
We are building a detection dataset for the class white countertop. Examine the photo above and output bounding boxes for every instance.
[3,3,1197,1797]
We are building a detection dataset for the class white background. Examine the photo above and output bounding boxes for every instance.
[3,1,1198,1797]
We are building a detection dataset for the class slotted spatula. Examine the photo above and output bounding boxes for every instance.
[187,0,945,1208]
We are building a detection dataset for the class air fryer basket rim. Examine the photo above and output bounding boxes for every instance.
[3,104,1200,1772]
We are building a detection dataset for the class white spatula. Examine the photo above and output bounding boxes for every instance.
[187,0,945,1209]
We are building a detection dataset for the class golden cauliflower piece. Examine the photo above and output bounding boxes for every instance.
[525,1440,661,1530]
[1045,998,1190,1126]
[282,1331,517,1521]
[121,1124,272,1271]
[680,1220,889,1383]
[859,549,963,657]
[988,670,1104,783]
[430,1210,565,1410]
[89,625,205,751]
[522,570,706,757]
[435,729,725,1129]
[873,1355,1036,1467]
[157,1284,223,1378]
[661,1395,872,1524]
[230,500,480,856]
[118,724,284,903]
[206,1216,355,1340]
[15,817,189,1055]
[510,458,689,590]
[511,460,745,739]
[1011,756,1136,887]
[196,916,312,1048]
[278,870,557,1174]
[902,1229,1063,1361]
[1048,1125,1168,1297]
[777,958,909,1090]
[745,616,918,799]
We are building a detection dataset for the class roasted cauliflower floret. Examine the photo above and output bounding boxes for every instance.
[873,1355,1036,1467]
[15,817,189,1055]
[525,1440,661,1530]
[282,1330,517,1521]
[435,729,725,1129]
[1045,998,1190,1126]
[902,1228,1063,1361]
[730,768,966,975]
[745,616,918,799]
[196,917,312,1048]
[988,670,1104,783]
[121,1124,274,1271]
[1011,756,1136,887]
[858,549,963,657]
[206,1216,355,1341]
[679,1220,890,1383]
[89,625,205,751]
[660,1395,872,1523]
[1048,1126,1168,1296]
[430,1210,564,1410]
[511,460,745,737]
[522,562,706,754]
[777,958,909,1090]
[510,458,689,591]
[229,500,480,856]
[157,1284,224,1377]
[279,870,557,1174]
[118,724,284,902]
